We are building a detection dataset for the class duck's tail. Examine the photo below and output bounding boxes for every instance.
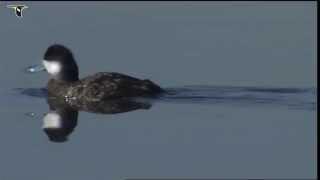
[142,79,165,94]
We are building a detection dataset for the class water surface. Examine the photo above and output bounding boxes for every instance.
[0,1,316,180]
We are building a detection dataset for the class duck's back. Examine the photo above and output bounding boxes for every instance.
[66,72,164,101]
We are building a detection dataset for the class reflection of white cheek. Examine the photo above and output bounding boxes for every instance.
[42,60,61,75]
[43,112,62,129]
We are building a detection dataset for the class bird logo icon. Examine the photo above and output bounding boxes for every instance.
[7,4,28,18]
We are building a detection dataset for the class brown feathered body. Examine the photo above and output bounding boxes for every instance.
[47,72,164,102]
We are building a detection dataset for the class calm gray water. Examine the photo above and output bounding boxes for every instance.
[0,2,316,179]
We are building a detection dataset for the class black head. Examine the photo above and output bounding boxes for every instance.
[43,44,79,82]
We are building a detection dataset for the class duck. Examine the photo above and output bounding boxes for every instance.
[42,44,164,103]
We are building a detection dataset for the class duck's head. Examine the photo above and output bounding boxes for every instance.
[42,44,79,82]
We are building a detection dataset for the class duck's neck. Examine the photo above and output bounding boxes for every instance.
[47,79,76,98]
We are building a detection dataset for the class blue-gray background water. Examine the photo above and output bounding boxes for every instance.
[0,2,316,179]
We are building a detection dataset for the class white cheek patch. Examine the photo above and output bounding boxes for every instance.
[43,112,62,129]
[42,60,61,75]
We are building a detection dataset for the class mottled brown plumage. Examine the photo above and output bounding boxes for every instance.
[47,72,164,102]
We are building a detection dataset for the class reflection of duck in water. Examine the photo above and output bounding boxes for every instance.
[43,105,78,143]
[43,96,152,143]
